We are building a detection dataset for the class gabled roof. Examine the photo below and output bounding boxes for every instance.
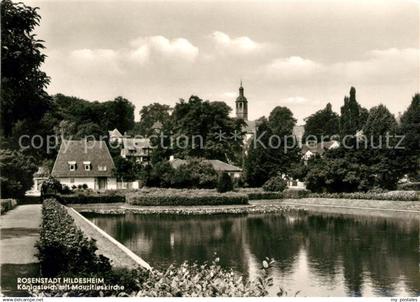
[207,159,242,172]
[301,140,340,155]
[121,138,151,157]
[108,128,123,138]
[34,166,49,178]
[169,158,242,172]
[51,140,115,178]
[122,138,151,150]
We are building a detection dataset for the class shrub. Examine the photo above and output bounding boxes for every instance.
[1,199,17,214]
[41,177,63,197]
[18,196,41,204]
[217,172,233,193]
[57,193,125,204]
[308,191,419,201]
[37,199,111,276]
[247,192,283,200]
[398,182,420,191]
[282,189,310,199]
[61,185,72,195]
[134,258,279,297]
[172,159,218,189]
[0,149,37,198]
[126,189,248,206]
[34,258,293,297]
[36,199,141,295]
[262,176,287,192]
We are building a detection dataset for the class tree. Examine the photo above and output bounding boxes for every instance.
[363,104,397,138]
[244,115,300,187]
[303,103,340,141]
[171,96,244,162]
[398,94,420,180]
[134,103,171,137]
[340,87,369,136]
[172,159,218,189]
[262,176,287,192]
[1,0,51,137]
[0,149,37,198]
[112,157,140,182]
[103,96,135,134]
[217,172,233,193]
[268,106,296,136]
[76,122,106,139]
[50,94,135,136]
[304,140,408,192]
[141,161,175,188]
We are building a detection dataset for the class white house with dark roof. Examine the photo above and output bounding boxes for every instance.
[51,140,117,190]
[121,137,151,163]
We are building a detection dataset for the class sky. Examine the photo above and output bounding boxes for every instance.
[25,0,419,123]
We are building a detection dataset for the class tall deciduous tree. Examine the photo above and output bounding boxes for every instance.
[103,96,135,134]
[134,103,171,137]
[303,103,340,141]
[171,96,244,162]
[399,94,420,180]
[363,104,397,138]
[340,87,368,136]
[0,149,37,198]
[268,106,296,136]
[1,0,50,137]
[245,109,301,187]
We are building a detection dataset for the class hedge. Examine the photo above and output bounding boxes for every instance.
[36,199,141,295]
[1,199,17,214]
[57,193,125,204]
[126,190,248,206]
[308,191,419,201]
[282,189,310,199]
[247,192,283,200]
[398,182,420,191]
[18,196,41,205]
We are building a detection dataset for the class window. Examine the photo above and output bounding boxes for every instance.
[83,161,91,171]
[98,165,107,171]
[70,178,75,183]
[68,161,76,171]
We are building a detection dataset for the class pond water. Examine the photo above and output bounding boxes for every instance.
[84,211,420,297]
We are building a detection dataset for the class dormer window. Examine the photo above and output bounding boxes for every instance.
[98,165,107,171]
[68,161,77,171]
[83,161,91,171]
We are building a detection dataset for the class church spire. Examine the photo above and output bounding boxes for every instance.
[239,80,244,96]
[235,80,248,121]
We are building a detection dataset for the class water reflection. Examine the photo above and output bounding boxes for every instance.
[84,211,419,297]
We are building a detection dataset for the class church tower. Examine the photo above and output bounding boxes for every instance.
[235,81,248,121]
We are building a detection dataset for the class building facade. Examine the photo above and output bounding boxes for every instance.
[51,140,117,190]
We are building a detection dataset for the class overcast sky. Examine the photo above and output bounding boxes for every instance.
[26,0,419,123]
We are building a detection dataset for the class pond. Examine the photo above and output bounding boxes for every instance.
[84,211,420,297]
